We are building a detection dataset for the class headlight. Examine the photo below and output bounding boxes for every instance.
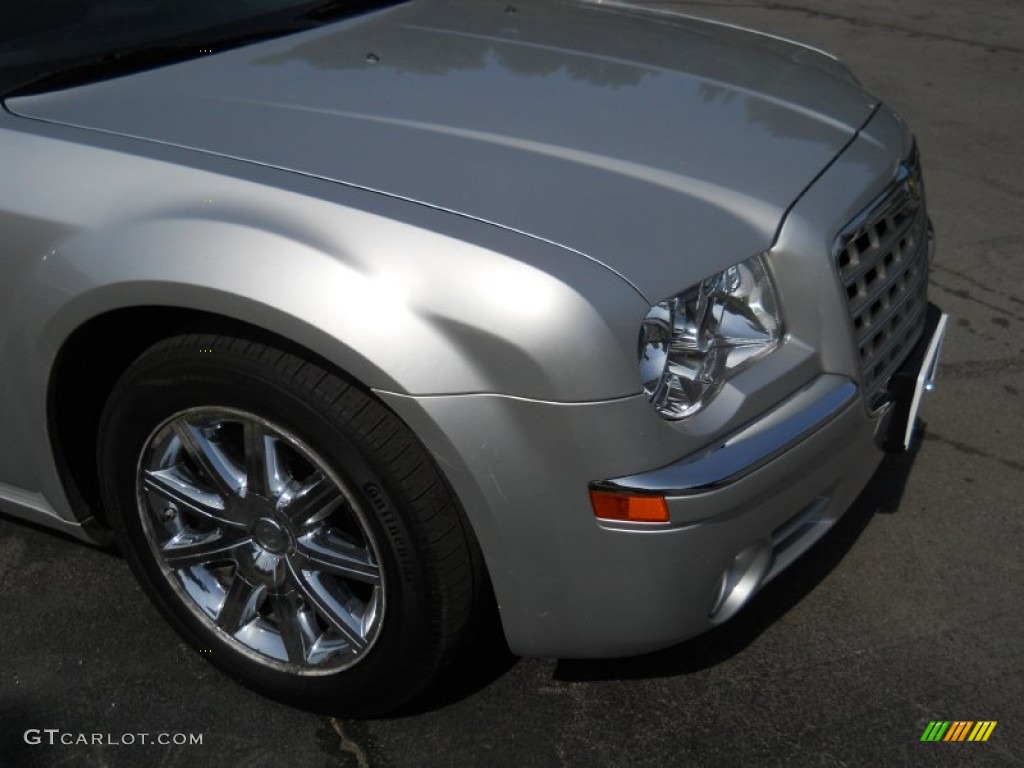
[639,254,781,419]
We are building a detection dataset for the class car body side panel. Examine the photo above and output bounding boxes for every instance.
[0,117,649,394]
[0,115,648,527]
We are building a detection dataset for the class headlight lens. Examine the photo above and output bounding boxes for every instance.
[639,254,781,419]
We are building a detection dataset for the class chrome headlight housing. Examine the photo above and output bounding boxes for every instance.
[639,254,782,419]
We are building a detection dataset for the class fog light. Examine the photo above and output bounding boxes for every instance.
[589,490,669,523]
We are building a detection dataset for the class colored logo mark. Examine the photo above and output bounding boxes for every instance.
[920,721,997,742]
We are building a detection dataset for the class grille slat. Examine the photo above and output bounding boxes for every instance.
[833,149,930,408]
[861,296,927,388]
[838,195,917,287]
[845,220,923,315]
[855,264,928,346]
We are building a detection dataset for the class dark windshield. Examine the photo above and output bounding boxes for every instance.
[0,0,404,97]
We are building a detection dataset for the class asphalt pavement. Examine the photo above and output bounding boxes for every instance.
[2,1,1023,766]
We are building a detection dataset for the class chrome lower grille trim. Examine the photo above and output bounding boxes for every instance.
[833,147,930,408]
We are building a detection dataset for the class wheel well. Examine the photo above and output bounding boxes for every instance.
[48,307,323,526]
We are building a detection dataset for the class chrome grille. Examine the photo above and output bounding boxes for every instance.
[833,150,930,408]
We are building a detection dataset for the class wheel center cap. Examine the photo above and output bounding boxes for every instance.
[252,518,289,554]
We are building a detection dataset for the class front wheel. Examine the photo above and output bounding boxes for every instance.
[98,333,483,715]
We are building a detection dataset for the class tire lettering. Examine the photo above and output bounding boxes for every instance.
[363,483,388,511]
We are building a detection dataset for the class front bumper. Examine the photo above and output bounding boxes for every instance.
[379,375,880,658]
[590,374,863,625]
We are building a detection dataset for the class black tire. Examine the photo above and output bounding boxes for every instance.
[97,332,483,715]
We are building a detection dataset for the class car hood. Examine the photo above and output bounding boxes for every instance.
[7,0,877,299]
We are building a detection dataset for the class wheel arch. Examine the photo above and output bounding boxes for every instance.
[48,305,396,529]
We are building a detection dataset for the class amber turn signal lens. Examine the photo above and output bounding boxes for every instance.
[589,490,669,523]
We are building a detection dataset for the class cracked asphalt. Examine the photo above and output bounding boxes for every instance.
[2,1,1022,766]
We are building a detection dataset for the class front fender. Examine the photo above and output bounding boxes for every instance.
[3,122,647,402]
[36,210,647,400]
[1,121,647,528]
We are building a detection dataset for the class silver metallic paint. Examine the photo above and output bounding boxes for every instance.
[0,1,920,656]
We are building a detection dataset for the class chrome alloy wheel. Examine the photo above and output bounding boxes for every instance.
[136,407,385,674]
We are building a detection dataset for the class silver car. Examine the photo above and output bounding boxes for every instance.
[1,0,947,714]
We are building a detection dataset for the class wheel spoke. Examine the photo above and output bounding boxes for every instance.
[287,567,368,652]
[143,468,250,529]
[244,421,283,499]
[280,473,344,527]
[162,530,251,568]
[293,532,381,586]
[172,420,243,499]
[274,592,316,665]
[216,575,262,634]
